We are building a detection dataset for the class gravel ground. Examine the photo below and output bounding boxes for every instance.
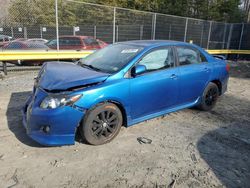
[0,61,249,188]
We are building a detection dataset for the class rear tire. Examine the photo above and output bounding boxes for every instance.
[80,103,123,145]
[199,82,219,111]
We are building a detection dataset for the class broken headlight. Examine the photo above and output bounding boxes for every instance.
[40,94,82,109]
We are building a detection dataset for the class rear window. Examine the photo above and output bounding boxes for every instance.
[59,37,81,46]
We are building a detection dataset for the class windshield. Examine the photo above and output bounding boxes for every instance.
[79,44,143,74]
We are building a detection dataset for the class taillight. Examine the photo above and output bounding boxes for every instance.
[226,64,230,72]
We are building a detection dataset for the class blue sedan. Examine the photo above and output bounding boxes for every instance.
[22,40,229,146]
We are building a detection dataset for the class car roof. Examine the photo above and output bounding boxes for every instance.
[117,40,191,47]
[59,35,91,39]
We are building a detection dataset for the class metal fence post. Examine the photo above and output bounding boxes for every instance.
[11,27,14,38]
[140,25,144,40]
[24,27,27,39]
[226,24,233,49]
[184,18,188,42]
[151,13,156,40]
[207,21,212,49]
[169,24,171,40]
[113,7,116,44]
[3,62,7,75]
[238,23,244,50]
[73,27,75,36]
[200,23,204,46]
[116,25,119,42]
[40,26,43,38]
[154,13,156,40]
[222,23,227,49]
[55,0,59,51]
[94,25,96,39]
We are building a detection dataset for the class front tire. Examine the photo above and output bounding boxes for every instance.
[80,103,123,145]
[199,82,219,111]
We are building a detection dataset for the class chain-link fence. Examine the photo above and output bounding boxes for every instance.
[0,0,249,52]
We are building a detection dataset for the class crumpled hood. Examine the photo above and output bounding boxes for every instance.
[38,62,110,91]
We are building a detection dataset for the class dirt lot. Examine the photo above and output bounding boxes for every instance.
[0,61,250,188]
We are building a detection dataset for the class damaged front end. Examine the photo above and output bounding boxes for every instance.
[22,86,86,146]
[22,62,109,146]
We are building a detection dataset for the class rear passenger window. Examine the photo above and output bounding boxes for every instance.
[176,47,201,66]
[83,38,99,46]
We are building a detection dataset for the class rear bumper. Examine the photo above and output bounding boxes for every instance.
[22,95,85,146]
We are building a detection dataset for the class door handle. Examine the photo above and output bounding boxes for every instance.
[170,74,178,79]
[204,67,210,72]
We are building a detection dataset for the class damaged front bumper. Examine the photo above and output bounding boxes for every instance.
[22,88,85,146]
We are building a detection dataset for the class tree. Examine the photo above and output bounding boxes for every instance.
[7,0,247,26]
[8,0,77,26]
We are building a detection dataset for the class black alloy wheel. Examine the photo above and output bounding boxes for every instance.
[81,103,123,145]
[199,82,219,111]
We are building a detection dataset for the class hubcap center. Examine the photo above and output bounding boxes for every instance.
[103,122,108,128]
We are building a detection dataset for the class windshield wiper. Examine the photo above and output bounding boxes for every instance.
[81,64,102,72]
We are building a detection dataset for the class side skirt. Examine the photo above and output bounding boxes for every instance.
[127,97,200,127]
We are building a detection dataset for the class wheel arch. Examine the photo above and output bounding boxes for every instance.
[107,100,128,127]
[210,79,222,95]
[84,99,128,127]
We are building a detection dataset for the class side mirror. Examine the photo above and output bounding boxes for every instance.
[132,65,147,77]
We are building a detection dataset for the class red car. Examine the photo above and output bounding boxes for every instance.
[2,41,49,66]
[46,36,108,50]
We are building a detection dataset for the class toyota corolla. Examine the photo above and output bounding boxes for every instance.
[22,40,229,146]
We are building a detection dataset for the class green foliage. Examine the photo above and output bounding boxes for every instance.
[7,0,246,26]
[8,0,55,26]
[88,0,245,22]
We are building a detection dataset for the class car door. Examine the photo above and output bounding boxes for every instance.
[129,47,179,120]
[175,46,211,104]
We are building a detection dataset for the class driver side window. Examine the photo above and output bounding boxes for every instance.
[138,48,174,72]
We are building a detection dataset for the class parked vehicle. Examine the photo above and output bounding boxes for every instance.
[0,35,13,47]
[3,41,49,65]
[22,40,229,146]
[3,41,48,50]
[27,38,48,43]
[46,36,108,50]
